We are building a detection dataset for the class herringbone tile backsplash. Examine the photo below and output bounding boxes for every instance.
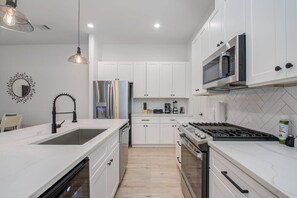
[205,87,297,136]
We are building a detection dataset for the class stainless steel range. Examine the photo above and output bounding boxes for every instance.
[179,122,278,198]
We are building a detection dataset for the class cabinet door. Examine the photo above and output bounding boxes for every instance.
[200,23,210,62]
[285,0,297,78]
[145,124,160,144]
[146,63,160,97]
[91,163,107,198]
[209,4,224,54]
[172,63,186,97]
[107,147,119,198]
[159,63,173,97]
[132,124,146,145]
[160,124,175,144]
[133,63,147,98]
[224,0,245,41]
[209,170,236,198]
[118,62,133,82]
[98,62,118,80]
[246,0,286,86]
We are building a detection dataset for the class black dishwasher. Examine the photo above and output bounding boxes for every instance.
[39,157,90,198]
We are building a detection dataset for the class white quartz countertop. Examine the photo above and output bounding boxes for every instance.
[0,119,128,198]
[132,113,193,117]
[209,141,297,198]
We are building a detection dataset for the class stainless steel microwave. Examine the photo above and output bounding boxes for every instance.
[202,34,246,90]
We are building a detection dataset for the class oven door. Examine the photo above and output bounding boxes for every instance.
[180,136,208,198]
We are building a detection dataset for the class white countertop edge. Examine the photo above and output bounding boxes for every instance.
[208,141,289,198]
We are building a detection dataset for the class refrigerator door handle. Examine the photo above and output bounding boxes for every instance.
[106,82,111,119]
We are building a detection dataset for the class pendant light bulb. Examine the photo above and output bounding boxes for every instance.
[3,7,16,26]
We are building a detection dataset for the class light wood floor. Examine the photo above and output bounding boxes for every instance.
[115,147,184,198]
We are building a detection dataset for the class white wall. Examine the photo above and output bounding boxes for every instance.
[0,44,89,126]
[100,44,189,61]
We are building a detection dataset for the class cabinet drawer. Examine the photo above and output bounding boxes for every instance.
[108,131,119,151]
[132,117,160,124]
[210,149,277,198]
[89,142,108,172]
[160,117,177,124]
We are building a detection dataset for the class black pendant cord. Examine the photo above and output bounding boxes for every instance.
[77,0,81,49]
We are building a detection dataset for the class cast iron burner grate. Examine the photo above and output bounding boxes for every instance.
[189,122,278,141]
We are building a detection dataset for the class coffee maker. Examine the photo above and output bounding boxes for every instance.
[172,101,178,114]
[164,103,171,114]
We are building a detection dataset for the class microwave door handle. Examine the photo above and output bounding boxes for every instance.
[219,54,223,78]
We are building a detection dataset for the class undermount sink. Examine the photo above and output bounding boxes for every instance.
[39,129,107,145]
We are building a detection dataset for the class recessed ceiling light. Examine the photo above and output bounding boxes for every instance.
[87,23,94,28]
[154,23,161,29]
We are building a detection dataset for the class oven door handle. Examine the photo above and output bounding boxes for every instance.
[181,136,203,160]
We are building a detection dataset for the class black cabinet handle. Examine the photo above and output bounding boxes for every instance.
[217,44,220,47]
[220,41,224,44]
[176,157,181,164]
[199,113,203,116]
[286,63,294,69]
[195,89,199,91]
[177,141,182,146]
[275,66,282,71]
[221,171,249,194]
[108,159,113,166]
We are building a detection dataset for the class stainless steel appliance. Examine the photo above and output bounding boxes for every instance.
[120,123,130,182]
[164,103,171,114]
[39,157,89,197]
[94,80,133,145]
[179,122,278,198]
[172,101,178,114]
[203,34,246,90]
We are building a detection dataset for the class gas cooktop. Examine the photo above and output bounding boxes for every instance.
[188,122,278,141]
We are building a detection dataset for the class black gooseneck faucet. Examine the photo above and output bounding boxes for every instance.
[52,93,77,133]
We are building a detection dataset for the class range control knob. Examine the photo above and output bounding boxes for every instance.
[182,123,188,127]
[200,134,206,139]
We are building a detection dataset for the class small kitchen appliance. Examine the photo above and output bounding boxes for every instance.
[153,109,164,114]
[180,107,185,114]
[172,101,178,114]
[164,103,171,114]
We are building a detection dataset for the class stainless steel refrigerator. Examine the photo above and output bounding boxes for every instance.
[93,80,132,143]
[93,80,132,119]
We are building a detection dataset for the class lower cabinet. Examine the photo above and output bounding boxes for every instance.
[209,148,277,198]
[145,124,160,144]
[175,124,182,170]
[89,132,120,198]
[159,124,175,144]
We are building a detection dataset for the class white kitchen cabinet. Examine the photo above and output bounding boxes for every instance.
[117,62,133,81]
[132,124,146,144]
[159,63,173,97]
[106,146,119,198]
[98,62,133,81]
[98,62,118,81]
[209,148,278,198]
[145,124,160,144]
[224,0,245,41]
[208,0,224,54]
[159,124,175,144]
[159,62,187,98]
[175,124,182,170]
[133,63,147,98]
[200,23,210,62]
[146,63,160,97]
[246,0,297,86]
[191,35,207,96]
[90,132,120,198]
[172,63,186,97]
[209,170,236,198]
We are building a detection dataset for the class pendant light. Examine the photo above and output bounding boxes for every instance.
[0,0,34,32]
[68,0,88,64]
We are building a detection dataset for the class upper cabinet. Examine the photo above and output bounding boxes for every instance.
[160,62,187,98]
[133,62,147,98]
[146,63,160,97]
[209,0,225,54]
[98,62,133,82]
[246,0,297,86]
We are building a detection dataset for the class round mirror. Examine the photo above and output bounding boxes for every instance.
[7,73,36,103]
[12,79,31,97]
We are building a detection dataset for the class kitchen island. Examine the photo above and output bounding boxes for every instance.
[0,119,128,198]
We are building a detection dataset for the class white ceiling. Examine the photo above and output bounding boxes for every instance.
[0,0,214,45]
